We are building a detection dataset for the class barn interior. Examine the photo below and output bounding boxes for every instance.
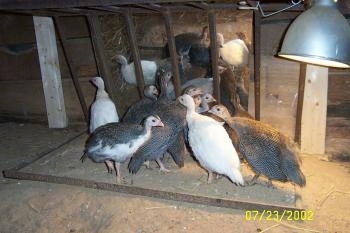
[0,0,350,232]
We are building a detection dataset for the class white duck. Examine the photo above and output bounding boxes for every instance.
[116,55,157,85]
[89,77,119,133]
[217,33,249,69]
[178,94,244,185]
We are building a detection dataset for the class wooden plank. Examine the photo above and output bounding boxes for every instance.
[33,16,68,128]
[300,64,328,155]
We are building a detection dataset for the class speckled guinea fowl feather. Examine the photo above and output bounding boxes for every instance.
[127,72,187,173]
[229,117,305,185]
[122,100,155,124]
[129,101,186,173]
[86,122,145,148]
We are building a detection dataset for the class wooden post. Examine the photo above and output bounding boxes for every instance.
[33,16,68,128]
[294,63,306,144]
[253,11,261,120]
[300,64,328,154]
[208,9,220,103]
[163,9,181,98]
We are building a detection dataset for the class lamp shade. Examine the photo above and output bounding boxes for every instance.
[278,0,350,68]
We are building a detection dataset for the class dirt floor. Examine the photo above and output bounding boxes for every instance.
[0,121,349,233]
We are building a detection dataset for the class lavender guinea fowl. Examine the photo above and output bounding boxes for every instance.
[209,104,306,187]
[82,115,164,184]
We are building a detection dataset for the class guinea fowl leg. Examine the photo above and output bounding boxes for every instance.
[105,160,114,174]
[248,174,260,186]
[156,158,170,172]
[115,162,122,184]
[143,160,152,169]
[266,179,276,189]
[207,171,213,184]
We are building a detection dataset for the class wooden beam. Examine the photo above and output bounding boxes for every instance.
[86,15,118,105]
[53,16,89,122]
[208,9,220,103]
[33,16,68,128]
[253,11,261,120]
[122,10,145,98]
[163,9,181,98]
[300,64,328,155]
[0,0,204,10]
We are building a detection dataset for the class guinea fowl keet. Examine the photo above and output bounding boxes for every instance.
[209,104,306,187]
[179,94,244,185]
[89,77,119,134]
[82,115,164,184]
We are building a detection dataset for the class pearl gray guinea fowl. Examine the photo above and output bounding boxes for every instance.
[122,84,159,123]
[208,104,306,187]
[81,115,164,184]
[123,71,188,173]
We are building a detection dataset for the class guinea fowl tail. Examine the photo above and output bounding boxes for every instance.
[128,157,145,174]
[281,148,306,187]
[227,169,245,186]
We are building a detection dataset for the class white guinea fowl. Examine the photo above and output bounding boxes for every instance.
[116,55,157,86]
[178,94,244,185]
[82,115,164,184]
[217,33,249,68]
[89,77,119,133]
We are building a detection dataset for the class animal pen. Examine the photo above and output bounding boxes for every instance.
[0,0,349,222]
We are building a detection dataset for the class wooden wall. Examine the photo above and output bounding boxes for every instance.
[0,12,349,150]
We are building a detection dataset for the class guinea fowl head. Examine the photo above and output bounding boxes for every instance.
[90,77,105,90]
[178,94,196,111]
[115,55,128,66]
[193,95,202,108]
[183,87,204,97]
[144,115,164,128]
[144,85,159,100]
[208,104,231,121]
[201,26,209,41]
[217,33,225,48]
[202,93,216,104]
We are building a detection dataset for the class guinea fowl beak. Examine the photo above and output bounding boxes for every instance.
[90,77,97,85]
[158,121,165,127]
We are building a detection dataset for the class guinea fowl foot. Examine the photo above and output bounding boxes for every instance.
[105,160,115,174]
[143,161,152,170]
[266,179,276,189]
[156,159,170,173]
[247,174,260,186]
